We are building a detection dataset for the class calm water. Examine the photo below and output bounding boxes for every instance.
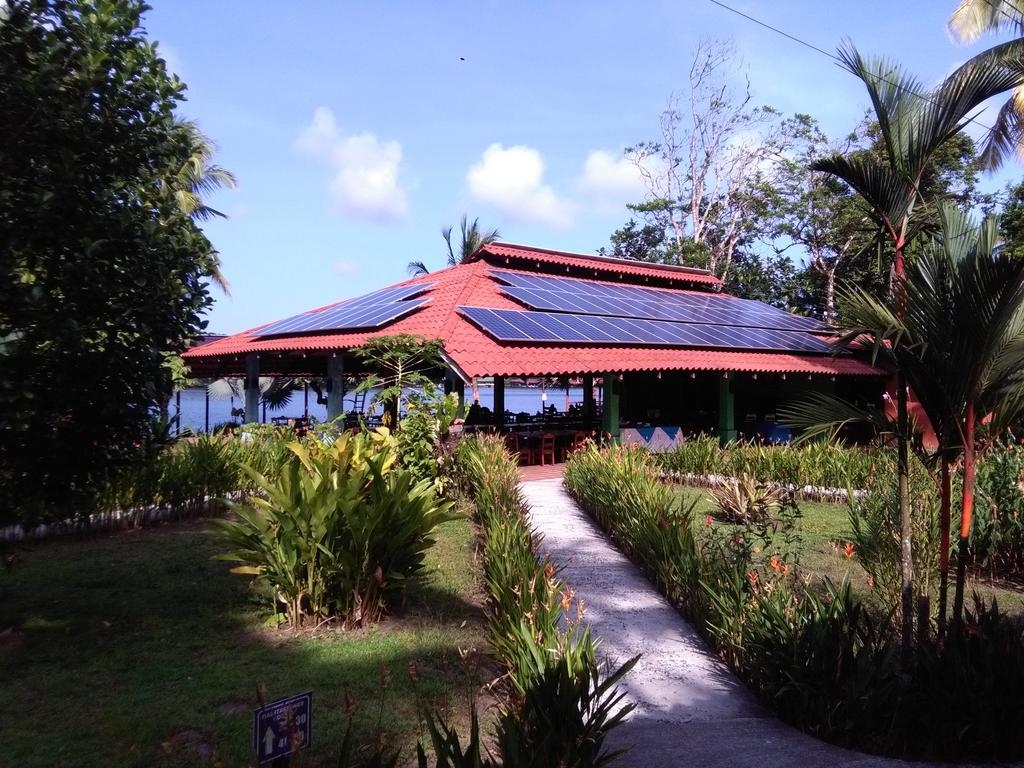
[173,384,587,433]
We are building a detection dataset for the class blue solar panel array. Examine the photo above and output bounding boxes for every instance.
[457,306,832,353]
[487,270,824,333]
[253,283,435,338]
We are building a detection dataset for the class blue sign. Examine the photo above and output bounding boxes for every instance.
[252,691,312,764]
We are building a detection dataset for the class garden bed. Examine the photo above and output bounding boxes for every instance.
[0,515,489,767]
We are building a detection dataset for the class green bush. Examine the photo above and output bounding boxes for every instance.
[452,434,635,764]
[972,439,1024,580]
[214,429,455,627]
[658,435,883,490]
[564,442,1024,762]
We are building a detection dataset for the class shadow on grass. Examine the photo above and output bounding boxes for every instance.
[0,518,491,768]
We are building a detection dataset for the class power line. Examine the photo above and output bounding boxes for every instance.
[705,0,998,135]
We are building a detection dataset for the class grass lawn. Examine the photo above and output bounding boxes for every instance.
[0,515,489,767]
[670,484,1024,616]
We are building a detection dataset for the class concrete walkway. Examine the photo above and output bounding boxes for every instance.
[521,478,930,768]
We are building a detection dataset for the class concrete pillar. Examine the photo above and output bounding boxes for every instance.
[582,374,594,427]
[244,353,260,424]
[601,374,620,439]
[493,376,505,429]
[718,374,736,446]
[327,354,344,422]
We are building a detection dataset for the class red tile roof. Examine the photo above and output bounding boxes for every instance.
[183,246,880,379]
[475,243,723,287]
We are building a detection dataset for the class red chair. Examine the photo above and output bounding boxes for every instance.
[537,433,557,466]
[561,431,588,462]
[504,432,526,464]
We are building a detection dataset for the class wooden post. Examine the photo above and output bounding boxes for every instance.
[204,388,210,433]
[244,353,260,424]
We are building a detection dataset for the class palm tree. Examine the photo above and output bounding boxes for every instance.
[160,119,238,293]
[949,1,1024,169]
[810,40,1024,656]
[407,215,501,276]
[784,203,1024,635]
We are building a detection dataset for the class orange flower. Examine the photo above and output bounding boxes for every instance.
[560,588,574,611]
[843,542,855,559]
[545,564,556,579]
[747,570,759,585]
[782,563,791,576]
[769,556,781,572]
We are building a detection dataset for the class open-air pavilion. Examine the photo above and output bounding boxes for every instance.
[182,243,884,450]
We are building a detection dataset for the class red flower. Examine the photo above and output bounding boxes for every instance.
[705,515,714,526]
[843,542,855,559]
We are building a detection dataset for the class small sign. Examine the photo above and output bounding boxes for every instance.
[252,691,312,764]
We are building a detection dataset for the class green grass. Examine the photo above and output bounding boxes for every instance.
[0,516,488,767]
[671,484,1024,616]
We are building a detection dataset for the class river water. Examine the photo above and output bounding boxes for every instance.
[173,384,587,433]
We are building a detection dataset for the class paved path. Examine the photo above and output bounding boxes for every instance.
[521,478,930,768]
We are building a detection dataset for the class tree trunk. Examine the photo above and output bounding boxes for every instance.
[823,268,836,323]
[897,374,914,662]
[953,404,976,625]
[937,454,952,637]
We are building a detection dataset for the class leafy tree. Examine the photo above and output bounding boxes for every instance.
[354,334,445,429]
[0,0,225,522]
[407,215,500,276]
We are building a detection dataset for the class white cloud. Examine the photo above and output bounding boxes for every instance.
[578,150,646,198]
[331,258,359,276]
[294,107,408,221]
[466,144,575,228]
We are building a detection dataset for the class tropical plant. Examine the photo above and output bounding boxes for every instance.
[407,215,500,276]
[354,334,445,429]
[706,473,784,524]
[395,391,465,491]
[214,429,455,627]
[809,38,1024,649]
[948,0,1024,169]
[451,435,636,767]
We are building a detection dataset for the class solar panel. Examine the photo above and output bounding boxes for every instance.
[254,282,435,337]
[488,270,824,333]
[458,306,833,354]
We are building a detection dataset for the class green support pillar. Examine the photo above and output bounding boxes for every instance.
[718,374,736,446]
[244,353,260,424]
[582,374,594,427]
[327,354,344,422]
[493,376,505,429]
[601,374,620,439]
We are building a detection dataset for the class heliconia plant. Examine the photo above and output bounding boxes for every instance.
[213,428,455,628]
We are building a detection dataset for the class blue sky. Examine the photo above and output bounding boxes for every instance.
[145,1,1022,334]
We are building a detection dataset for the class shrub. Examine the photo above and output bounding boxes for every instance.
[972,439,1024,580]
[564,443,1024,762]
[452,434,636,764]
[847,451,941,616]
[706,473,784,524]
[214,429,455,627]
[659,436,883,490]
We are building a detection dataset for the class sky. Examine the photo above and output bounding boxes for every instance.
[143,1,1024,334]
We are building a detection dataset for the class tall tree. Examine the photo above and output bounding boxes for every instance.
[622,38,788,282]
[407,215,500,276]
[160,118,237,293]
[0,0,224,522]
[812,39,1024,656]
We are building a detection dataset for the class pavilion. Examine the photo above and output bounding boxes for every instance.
[182,243,883,446]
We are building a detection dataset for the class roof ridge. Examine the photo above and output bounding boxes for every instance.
[480,242,716,278]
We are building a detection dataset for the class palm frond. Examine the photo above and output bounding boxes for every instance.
[949,0,1024,43]
[407,260,430,277]
[779,392,890,444]
[977,96,1024,171]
